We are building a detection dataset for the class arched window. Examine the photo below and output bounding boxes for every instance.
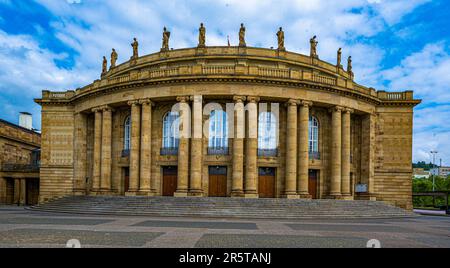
[162,111,180,155]
[258,112,278,156]
[124,116,131,150]
[309,116,320,159]
[208,110,228,155]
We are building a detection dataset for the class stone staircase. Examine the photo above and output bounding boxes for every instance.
[28,196,416,219]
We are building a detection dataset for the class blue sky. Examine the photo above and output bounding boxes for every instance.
[0,0,449,165]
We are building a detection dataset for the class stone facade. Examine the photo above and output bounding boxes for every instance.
[35,46,420,210]
[0,119,41,205]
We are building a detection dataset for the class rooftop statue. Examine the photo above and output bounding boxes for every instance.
[239,23,246,47]
[110,48,118,69]
[337,48,342,68]
[131,38,139,59]
[198,23,206,47]
[102,56,107,74]
[310,36,318,58]
[277,27,285,51]
[162,27,170,51]
[348,56,354,79]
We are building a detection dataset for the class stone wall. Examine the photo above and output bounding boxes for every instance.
[39,105,75,202]
[374,106,414,210]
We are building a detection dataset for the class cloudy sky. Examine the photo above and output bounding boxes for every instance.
[0,0,449,165]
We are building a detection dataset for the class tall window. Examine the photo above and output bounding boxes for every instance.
[258,112,278,156]
[124,116,131,150]
[162,111,180,150]
[208,110,228,154]
[309,116,319,159]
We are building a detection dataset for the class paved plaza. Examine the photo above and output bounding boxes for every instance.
[0,206,449,248]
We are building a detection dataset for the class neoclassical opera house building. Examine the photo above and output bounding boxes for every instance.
[36,25,420,210]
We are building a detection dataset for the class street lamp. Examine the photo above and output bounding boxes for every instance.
[430,150,438,192]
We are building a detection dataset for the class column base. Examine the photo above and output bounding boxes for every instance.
[243,193,259,199]
[125,191,139,196]
[324,194,344,200]
[282,194,299,199]
[231,190,245,198]
[136,190,155,197]
[298,193,312,199]
[340,194,354,201]
[73,190,87,196]
[188,190,204,197]
[174,191,189,197]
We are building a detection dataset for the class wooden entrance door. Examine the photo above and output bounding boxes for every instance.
[309,170,318,199]
[163,166,178,196]
[26,179,39,205]
[209,166,227,197]
[259,168,275,198]
[124,168,130,194]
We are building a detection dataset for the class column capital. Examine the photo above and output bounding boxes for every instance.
[233,95,247,103]
[100,105,114,113]
[286,99,300,106]
[300,100,313,107]
[91,107,102,113]
[139,98,154,106]
[176,96,190,103]
[189,95,203,103]
[343,107,354,114]
[329,105,345,113]
[128,100,140,106]
[247,96,260,103]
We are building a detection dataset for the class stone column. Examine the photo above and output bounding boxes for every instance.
[175,96,190,197]
[127,100,141,195]
[19,179,26,205]
[298,100,313,198]
[139,99,153,195]
[13,178,20,205]
[244,96,259,198]
[73,112,87,195]
[100,106,113,192]
[91,107,102,193]
[284,99,299,199]
[341,108,353,199]
[231,96,246,197]
[330,106,344,198]
[190,95,203,196]
[361,113,376,200]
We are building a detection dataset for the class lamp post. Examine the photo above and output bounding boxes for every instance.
[430,150,438,192]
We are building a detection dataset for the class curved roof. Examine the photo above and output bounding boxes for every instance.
[35,46,421,107]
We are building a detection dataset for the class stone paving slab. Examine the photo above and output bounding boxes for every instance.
[132,220,258,230]
[195,234,368,248]
[0,229,164,247]
[286,223,411,233]
[0,217,114,226]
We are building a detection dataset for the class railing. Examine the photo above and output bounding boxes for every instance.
[1,164,40,172]
[258,67,290,79]
[386,92,405,100]
[202,66,235,75]
[313,74,337,86]
[309,151,321,160]
[258,148,278,157]
[207,147,229,155]
[121,149,130,157]
[160,147,179,156]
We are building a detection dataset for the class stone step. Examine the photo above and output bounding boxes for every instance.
[29,196,414,219]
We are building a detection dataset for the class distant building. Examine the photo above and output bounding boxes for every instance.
[430,167,450,177]
[413,168,430,179]
[0,115,41,205]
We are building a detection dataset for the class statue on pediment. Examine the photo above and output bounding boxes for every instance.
[162,27,170,51]
[110,48,118,69]
[102,56,107,74]
[337,48,342,68]
[310,36,318,58]
[198,23,206,47]
[239,23,246,47]
[131,38,139,59]
[277,27,285,51]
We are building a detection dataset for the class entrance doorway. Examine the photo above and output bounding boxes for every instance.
[5,178,14,204]
[259,167,276,198]
[208,166,227,197]
[162,166,178,196]
[123,168,130,194]
[309,170,319,199]
[26,179,39,205]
